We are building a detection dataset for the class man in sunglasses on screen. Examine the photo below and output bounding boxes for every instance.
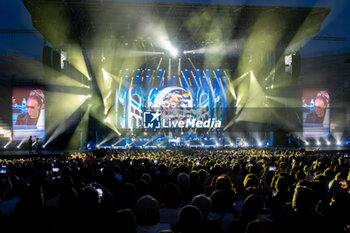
[15,95,42,125]
[305,90,329,124]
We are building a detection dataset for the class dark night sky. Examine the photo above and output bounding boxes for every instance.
[1,0,350,60]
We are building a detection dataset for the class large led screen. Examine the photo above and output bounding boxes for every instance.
[115,69,226,129]
[302,89,330,138]
[12,87,45,141]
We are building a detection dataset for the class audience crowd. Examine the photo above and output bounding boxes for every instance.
[0,148,349,233]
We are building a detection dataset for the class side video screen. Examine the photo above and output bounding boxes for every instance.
[12,87,45,141]
[302,89,330,138]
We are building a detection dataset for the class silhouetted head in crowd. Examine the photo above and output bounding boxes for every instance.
[245,215,278,233]
[135,179,149,200]
[177,205,203,233]
[79,186,100,208]
[324,168,335,181]
[198,169,208,183]
[311,180,327,203]
[191,194,212,219]
[215,174,234,193]
[134,195,160,226]
[243,173,259,189]
[162,182,180,205]
[119,183,136,209]
[247,164,261,177]
[241,194,264,222]
[111,209,137,233]
[295,170,306,182]
[303,165,311,174]
[149,180,162,202]
[292,186,314,214]
[58,187,78,210]
[177,173,190,187]
[275,176,290,194]
[141,173,152,184]
[232,164,240,175]
[210,190,230,214]
[57,175,74,191]
[190,171,199,184]
[296,179,311,189]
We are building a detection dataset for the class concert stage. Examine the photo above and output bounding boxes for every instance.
[0,1,348,152]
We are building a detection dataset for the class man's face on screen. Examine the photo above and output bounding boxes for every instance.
[27,98,41,119]
[314,98,326,117]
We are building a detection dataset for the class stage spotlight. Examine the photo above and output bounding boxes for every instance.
[169,48,178,58]
[337,141,342,145]
[326,141,331,146]
[17,139,25,149]
[43,145,46,149]
[104,91,112,102]
[4,140,11,149]
[78,95,87,103]
[258,142,262,147]
[144,132,147,136]
[305,141,309,145]
[244,142,249,147]
[104,117,112,124]
[316,141,321,146]
[230,143,233,147]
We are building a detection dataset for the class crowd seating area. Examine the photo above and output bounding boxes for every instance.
[0,149,349,233]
